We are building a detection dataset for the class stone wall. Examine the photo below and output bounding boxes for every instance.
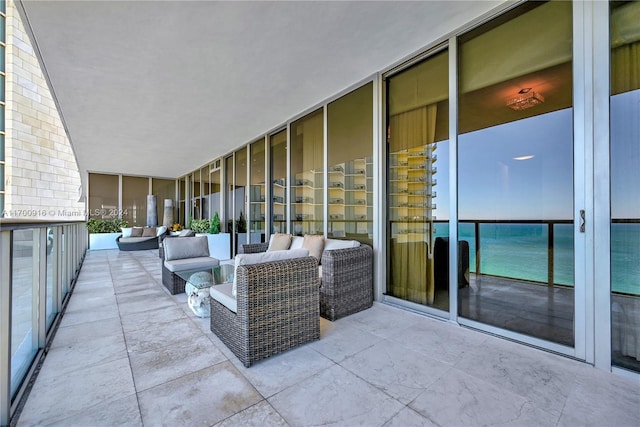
[2,0,85,220]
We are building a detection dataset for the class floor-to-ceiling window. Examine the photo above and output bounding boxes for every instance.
[234,147,247,249]
[88,173,118,219]
[610,0,640,373]
[457,1,575,346]
[290,109,324,236]
[270,130,287,234]
[122,176,148,226]
[249,139,266,243]
[225,155,234,234]
[210,168,221,221]
[386,49,449,311]
[327,83,374,245]
[201,166,211,220]
[152,178,175,227]
[191,170,201,220]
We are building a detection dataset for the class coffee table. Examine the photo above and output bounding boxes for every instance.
[176,264,235,318]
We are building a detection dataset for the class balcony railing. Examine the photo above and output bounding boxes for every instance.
[0,219,87,426]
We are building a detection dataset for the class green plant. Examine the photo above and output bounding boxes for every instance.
[190,219,210,233]
[237,211,247,233]
[210,212,221,234]
[86,218,129,233]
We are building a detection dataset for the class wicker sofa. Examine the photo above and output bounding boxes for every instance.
[241,236,373,321]
[209,255,320,367]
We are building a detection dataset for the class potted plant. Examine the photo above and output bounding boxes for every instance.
[87,218,129,250]
[210,212,221,234]
[193,213,230,260]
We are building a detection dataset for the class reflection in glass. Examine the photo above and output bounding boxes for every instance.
[610,1,640,373]
[122,176,148,226]
[152,178,175,227]
[225,156,233,234]
[210,169,221,222]
[45,227,55,330]
[201,166,211,220]
[270,131,287,234]
[250,140,266,243]
[386,49,448,310]
[327,83,373,245]
[290,109,324,236]
[457,1,574,345]
[11,229,37,398]
[234,148,247,249]
[88,173,118,219]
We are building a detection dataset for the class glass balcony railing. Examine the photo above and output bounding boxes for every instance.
[0,220,87,425]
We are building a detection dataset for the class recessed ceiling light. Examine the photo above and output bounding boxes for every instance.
[513,155,535,161]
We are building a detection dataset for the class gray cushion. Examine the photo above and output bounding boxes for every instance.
[119,236,157,244]
[232,248,310,296]
[210,282,237,313]
[164,235,209,260]
[178,229,196,237]
[164,256,219,272]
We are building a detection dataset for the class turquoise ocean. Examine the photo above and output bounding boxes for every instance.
[433,222,639,295]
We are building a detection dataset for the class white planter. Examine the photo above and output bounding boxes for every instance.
[89,232,120,250]
[196,233,231,260]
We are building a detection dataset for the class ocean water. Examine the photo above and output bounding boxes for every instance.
[433,222,639,295]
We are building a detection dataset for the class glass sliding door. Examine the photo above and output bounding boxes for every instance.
[457,1,575,346]
[386,49,449,311]
[610,0,640,373]
[152,178,175,227]
[88,173,118,219]
[327,83,374,245]
[122,176,148,226]
[210,169,221,222]
[290,109,324,236]
[201,166,211,220]
[249,139,266,243]
[270,130,287,234]
[234,148,248,249]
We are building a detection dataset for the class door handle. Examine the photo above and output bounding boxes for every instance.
[579,209,585,233]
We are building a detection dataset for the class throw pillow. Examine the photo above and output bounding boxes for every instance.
[302,234,324,261]
[178,229,195,237]
[267,233,292,251]
[156,225,168,236]
[130,227,144,237]
[232,248,310,296]
[121,227,133,238]
[142,227,156,237]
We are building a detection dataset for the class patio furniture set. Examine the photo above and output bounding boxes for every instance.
[161,234,373,367]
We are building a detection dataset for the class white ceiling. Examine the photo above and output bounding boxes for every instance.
[18,0,503,179]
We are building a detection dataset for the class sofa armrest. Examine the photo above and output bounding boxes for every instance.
[320,244,373,321]
[240,242,268,254]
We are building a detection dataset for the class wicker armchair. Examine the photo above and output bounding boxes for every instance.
[209,256,320,367]
[239,241,373,321]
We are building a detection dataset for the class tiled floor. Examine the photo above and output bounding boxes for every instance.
[16,249,640,427]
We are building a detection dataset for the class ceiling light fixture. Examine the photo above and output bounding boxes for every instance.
[507,89,544,111]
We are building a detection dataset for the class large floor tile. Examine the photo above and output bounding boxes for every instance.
[213,400,288,427]
[383,406,437,427]
[388,317,487,366]
[232,345,334,398]
[409,368,559,427]
[341,339,452,404]
[40,394,142,427]
[129,334,227,391]
[309,322,383,363]
[269,364,404,426]
[558,366,640,427]
[124,317,205,354]
[18,357,136,426]
[115,292,175,316]
[120,303,187,333]
[454,334,578,417]
[137,362,262,427]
